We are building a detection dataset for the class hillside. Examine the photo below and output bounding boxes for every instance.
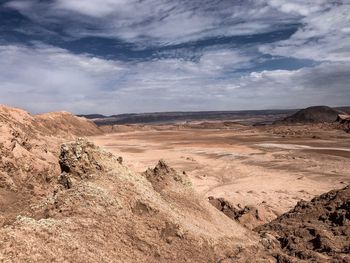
[336,107,350,114]
[35,111,102,137]
[276,106,345,124]
[0,105,101,226]
[0,105,274,262]
[209,184,350,262]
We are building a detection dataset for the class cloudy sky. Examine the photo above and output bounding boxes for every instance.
[0,0,349,114]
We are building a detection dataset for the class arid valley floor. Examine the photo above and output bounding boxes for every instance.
[91,123,350,228]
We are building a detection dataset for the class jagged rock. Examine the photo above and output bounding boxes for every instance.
[208,197,241,219]
[59,138,104,179]
[208,197,273,229]
[143,159,190,192]
[57,138,125,190]
[0,136,274,262]
[256,185,350,262]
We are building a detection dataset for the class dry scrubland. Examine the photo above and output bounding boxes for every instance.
[0,104,349,262]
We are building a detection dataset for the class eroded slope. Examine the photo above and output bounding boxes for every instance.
[0,105,101,226]
[0,105,275,262]
[0,139,274,262]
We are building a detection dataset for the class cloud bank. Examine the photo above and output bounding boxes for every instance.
[0,0,349,114]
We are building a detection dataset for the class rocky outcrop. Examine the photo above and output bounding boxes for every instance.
[256,185,350,262]
[0,105,60,226]
[209,186,350,262]
[276,106,345,124]
[0,137,275,262]
[142,159,191,192]
[208,197,275,230]
[336,114,350,132]
[58,138,123,188]
[0,105,101,226]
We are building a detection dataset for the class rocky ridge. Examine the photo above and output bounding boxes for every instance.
[0,105,274,262]
[0,138,274,262]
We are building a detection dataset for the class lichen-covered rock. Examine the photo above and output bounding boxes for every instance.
[59,138,121,181]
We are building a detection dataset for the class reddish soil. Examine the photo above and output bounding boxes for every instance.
[1,105,349,262]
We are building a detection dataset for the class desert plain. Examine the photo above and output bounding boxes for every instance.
[91,122,350,227]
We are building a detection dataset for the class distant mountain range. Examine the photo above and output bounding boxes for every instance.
[78,107,350,126]
[78,109,297,126]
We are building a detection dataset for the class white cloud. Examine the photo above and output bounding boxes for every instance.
[267,0,330,16]
[1,43,348,114]
[4,0,34,11]
[54,0,132,18]
[260,3,350,62]
[235,62,350,108]
[1,0,350,114]
[5,0,348,52]
[0,44,124,113]
[199,49,252,72]
[4,0,298,45]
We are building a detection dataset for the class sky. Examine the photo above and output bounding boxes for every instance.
[0,0,349,114]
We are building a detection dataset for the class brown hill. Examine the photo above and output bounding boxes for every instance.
[209,184,350,262]
[276,106,345,124]
[35,111,102,137]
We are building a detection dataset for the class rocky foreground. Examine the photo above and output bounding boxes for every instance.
[209,188,350,262]
[0,105,349,262]
[258,185,350,262]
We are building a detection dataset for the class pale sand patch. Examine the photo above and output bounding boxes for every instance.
[257,143,350,152]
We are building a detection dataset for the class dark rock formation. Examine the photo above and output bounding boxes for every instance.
[276,106,346,124]
[256,185,350,262]
[208,197,273,229]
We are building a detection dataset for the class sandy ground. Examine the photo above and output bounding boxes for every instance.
[90,124,350,220]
